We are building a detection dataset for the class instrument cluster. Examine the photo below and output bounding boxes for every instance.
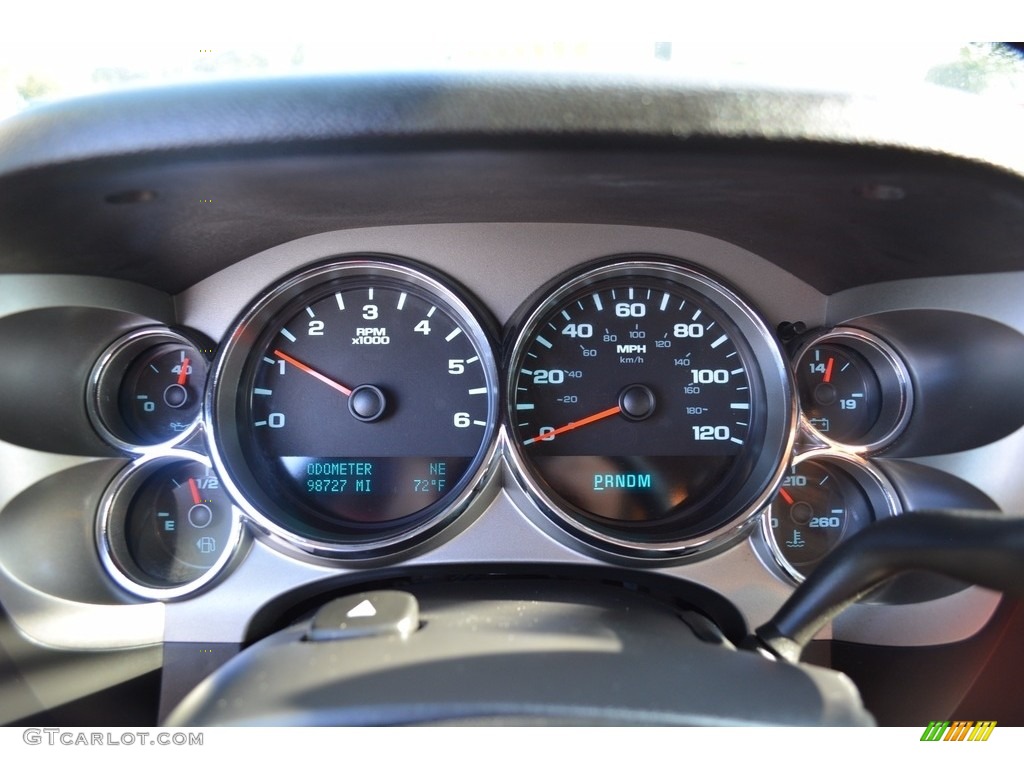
[87,251,966,599]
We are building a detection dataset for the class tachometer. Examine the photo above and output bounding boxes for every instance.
[207,258,499,559]
[505,258,794,561]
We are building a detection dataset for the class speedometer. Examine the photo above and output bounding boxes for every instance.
[208,257,499,559]
[505,258,794,561]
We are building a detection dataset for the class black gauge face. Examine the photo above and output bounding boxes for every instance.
[119,343,208,444]
[794,330,912,451]
[506,260,793,556]
[209,259,499,554]
[768,461,863,573]
[98,454,242,599]
[796,344,880,443]
[89,329,211,451]
[125,460,235,584]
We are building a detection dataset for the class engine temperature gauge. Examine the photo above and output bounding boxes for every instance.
[761,451,899,582]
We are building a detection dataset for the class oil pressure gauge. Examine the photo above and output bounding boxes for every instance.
[88,327,211,452]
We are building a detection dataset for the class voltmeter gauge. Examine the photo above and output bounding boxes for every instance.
[760,451,900,583]
[793,328,912,452]
[97,452,244,599]
[504,257,794,561]
[89,328,211,452]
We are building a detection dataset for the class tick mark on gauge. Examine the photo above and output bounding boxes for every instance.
[305,306,316,318]
[517,403,535,410]
[691,309,702,321]
[468,387,487,395]
[660,293,670,311]
[427,306,436,317]
[254,388,273,396]
[473,420,486,426]
[536,336,553,349]
[445,328,462,342]
[710,334,728,349]
[254,420,268,427]
[466,356,479,364]
[397,292,407,310]
[279,328,297,342]
[730,437,744,445]
[730,403,749,409]
[335,292,345,310]
[593,294,603,310]
[561,309,570,321]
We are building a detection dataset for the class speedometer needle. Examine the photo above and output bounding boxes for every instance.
[273,349,352,397]
[522,405,622,445]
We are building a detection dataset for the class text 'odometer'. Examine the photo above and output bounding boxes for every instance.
[207,258,499,558]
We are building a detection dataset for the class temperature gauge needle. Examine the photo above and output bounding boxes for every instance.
[273,350,352,397]
[188,477,202,505]
[177,357,191,386]
[523,405,622,445]
[779,487,795,505]
[823,357,834,383]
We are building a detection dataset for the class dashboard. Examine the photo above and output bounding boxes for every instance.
[2,73,1024,726]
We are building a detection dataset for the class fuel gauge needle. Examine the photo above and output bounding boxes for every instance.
[188,477,202,505]
[523,405,622,445]
[273,350,352,397]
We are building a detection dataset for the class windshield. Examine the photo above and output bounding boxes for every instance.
[2,41,1022,122]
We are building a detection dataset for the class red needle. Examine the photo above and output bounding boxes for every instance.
[823,357,834,383]
[523,405,622,445]
[779,488,795,505]
[177,357,191,385]
[188,477,201,505]
[273,349,352,396]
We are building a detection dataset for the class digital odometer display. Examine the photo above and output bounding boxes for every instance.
[505,258,793,558]
[208,259,499,556]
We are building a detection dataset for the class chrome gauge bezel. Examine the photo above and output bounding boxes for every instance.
[503,257,797,563]
[87,326,209,454]
[792,327,913,453]
[96,450,245,600]
[205,256,501,561]
[756,448,902,584]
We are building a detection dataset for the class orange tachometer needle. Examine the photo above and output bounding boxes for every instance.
[779,487,794,505]
[273,349,352,397]
[522,405,622,445]
[188,477,202,505]
[823,356,834,384]
[177,357,191,385]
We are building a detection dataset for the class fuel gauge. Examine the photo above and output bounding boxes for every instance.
[97,452,244,599]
